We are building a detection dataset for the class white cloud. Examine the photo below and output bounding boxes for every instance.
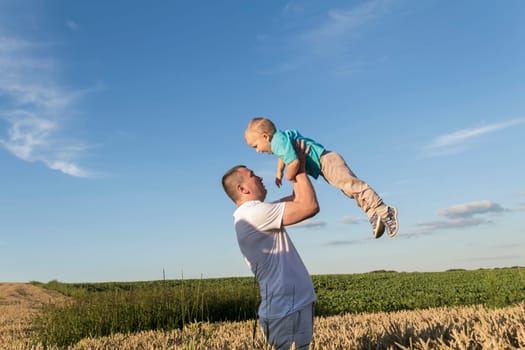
[302,0,392,46]
[66,20,79,31]
[324,237,369,246]
[339,215,367,225]
[260,0,395,74]
[400,217,488,239]
[281,1,305,16]
[290,219,326,229]
[458,255,521,263]
[494,243,521,250]
[437,200,505,218]
[425,118,525,156]
[512,193,525,212]
[0,35,93,177]
[46,160,91,177]
[400,200,507,239]
[328,200,509,243]
[0,113,56,160]
[417,217,487,232]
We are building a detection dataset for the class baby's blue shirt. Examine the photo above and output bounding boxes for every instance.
[271,129,325,179]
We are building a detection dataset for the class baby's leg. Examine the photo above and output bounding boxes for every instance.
[320,151,387,218]
[321,151,398,237]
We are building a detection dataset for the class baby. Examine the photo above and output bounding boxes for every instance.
[244,117,398,238]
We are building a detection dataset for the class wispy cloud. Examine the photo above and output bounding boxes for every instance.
[493,243,522,250]
[66,20,79,31]
[437,200,506,218]
[321,214,373,246]
[290,219,327,229]
[516,192,525,210]
[458,254,521,263]
[301,0,392,48]
[401,200,508,238]
[259,0,395,74]
[425,118,525,156]
[339,215,367,225]
[0,35,93,177]
[324,237,369,246]
[412,217,487,236]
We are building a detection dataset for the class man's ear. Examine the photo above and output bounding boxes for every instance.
[237,183,249,194]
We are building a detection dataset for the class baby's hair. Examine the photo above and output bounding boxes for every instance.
[246,117,276,136]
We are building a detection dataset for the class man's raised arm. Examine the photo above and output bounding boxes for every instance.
[281,140,319,226]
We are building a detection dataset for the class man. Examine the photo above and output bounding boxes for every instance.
[222,140,320,350]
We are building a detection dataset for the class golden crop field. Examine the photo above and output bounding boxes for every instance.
[1,282,524,349]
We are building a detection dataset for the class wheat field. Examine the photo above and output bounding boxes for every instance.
[1,283,524,349]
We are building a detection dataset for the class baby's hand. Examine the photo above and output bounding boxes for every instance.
[275,176,283,188]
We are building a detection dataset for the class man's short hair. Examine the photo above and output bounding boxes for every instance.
[222,165,246,203]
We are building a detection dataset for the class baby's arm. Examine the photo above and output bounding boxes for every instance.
[275,158,285,188]
[285,158,300,181]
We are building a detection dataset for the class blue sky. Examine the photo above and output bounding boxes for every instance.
[1,0,524,283]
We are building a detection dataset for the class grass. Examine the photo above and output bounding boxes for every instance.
[33,278,259,347]
[31,266,525,347]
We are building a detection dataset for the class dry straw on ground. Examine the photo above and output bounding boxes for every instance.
[1,283,524,349]
[0,283,69,349]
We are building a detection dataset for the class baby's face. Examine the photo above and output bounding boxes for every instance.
[245,131,272,154]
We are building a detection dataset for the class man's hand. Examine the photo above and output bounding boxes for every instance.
[293,139,310,174]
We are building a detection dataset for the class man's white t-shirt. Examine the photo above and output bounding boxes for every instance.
[233,200,316,319]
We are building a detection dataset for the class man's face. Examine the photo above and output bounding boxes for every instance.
[245,131,272,154]
[238,167,267,201]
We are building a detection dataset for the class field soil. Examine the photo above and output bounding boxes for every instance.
[0,283,69,345]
